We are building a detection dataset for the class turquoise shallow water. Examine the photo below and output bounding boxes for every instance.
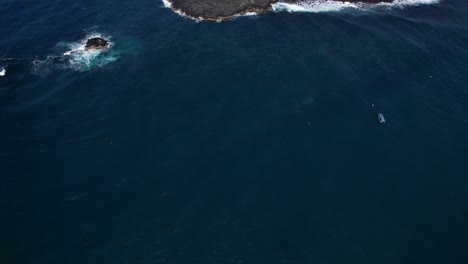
[1,0,468,263]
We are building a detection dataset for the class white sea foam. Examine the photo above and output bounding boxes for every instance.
[233,12,259,18]
[161,0,172,9]
[272,1,359,13]
[272,0,440,13]
[0,67,5,76]
[161,0,201,20]
[31,32,118,76]
[375,0,440,8]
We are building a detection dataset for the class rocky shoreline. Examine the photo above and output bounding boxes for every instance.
[166,0,394,21]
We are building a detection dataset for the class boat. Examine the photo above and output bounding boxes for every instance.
[0,67,5,76]
[378,113,386,124]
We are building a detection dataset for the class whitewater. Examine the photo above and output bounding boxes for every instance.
[30,33,118,76]
[271,0,441,13]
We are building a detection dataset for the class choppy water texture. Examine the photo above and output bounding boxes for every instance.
[1,0,468,264]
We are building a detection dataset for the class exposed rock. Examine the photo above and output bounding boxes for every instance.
[170,0,274,20]
[168,0,394,21]
[85,37,109,50]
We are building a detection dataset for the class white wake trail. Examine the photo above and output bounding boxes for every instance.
[272,0,440,13]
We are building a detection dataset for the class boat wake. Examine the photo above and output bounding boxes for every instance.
[271,0,441,14]
[31,33,118,76]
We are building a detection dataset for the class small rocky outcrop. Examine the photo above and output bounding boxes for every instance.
[85,37,109,50]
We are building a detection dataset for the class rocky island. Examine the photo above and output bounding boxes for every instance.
[166,0,394,21]
[85,37,109,50]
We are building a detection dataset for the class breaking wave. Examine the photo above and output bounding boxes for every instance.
[161,0,191,19]
[272,0,441,13]
[272,1,359,13]
[31,33,118,76]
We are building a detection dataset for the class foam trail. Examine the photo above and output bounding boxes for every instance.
[376,0,440,8]
[272,0,440,13]
[272,1,359,13]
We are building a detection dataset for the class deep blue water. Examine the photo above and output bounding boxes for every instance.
[1,0,468,263]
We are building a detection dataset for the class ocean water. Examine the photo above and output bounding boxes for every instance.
[1,0,468,263]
